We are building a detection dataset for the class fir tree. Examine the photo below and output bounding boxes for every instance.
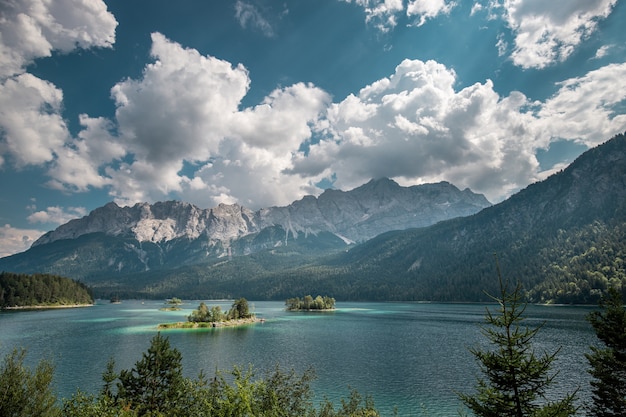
[0,348,59,417]
[586,287,626,417]
[117,333,185,415]
[459,257,577,417]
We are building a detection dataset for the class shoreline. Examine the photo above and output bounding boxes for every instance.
[158,316,263,329]
[2,303,94,310]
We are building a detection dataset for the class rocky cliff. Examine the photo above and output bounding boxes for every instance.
[33,178,490,249]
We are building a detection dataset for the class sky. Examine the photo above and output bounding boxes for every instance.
[1,0,625,257]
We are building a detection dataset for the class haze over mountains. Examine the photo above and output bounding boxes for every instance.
[2,134,625,304]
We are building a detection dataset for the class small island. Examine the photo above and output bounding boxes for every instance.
[0,271,93,310]
[158,298,262,329]
[159,297,183,311]
[285,295,335,311]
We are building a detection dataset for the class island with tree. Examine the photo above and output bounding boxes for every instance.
[285,295,335,311]
[158,298,261,329]
[159,297,183,311]
[0,272,93,309]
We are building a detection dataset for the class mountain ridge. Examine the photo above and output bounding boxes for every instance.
[32,179,490,249]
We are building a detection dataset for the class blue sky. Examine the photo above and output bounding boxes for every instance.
[1,0,625,257]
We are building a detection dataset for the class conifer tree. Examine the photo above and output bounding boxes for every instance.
[459,257,577,417]
[117,333,185,415]
[0,348,59,417]
[586,287,626,417]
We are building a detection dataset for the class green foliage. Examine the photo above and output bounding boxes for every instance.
[227,297,252,320]
[0,348,59,417]
[585,287,626,417]
[286,295,336,310]
[58,333,381,416]
[117,333,186,416]
[458,258,577,417]
[188,302,225,323]
[317,389,382,417]
[0,271,93,308]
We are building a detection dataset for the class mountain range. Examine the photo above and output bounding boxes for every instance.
[2,133,625,303]
[0,178,489,291]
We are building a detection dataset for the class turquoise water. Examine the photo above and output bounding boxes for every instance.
[0,301,596,416]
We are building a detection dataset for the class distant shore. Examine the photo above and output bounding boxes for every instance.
[158,316,263,329]
[2,303,93,310]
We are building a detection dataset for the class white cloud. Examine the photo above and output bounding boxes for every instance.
[27,206,87,225]
[0,224,45,257]
[0,73,69,167]
[290,57,626,203]
[21,31,624,209]
[537,62,626,147]
[407,0,456,27]
[0,0,117,79]
[0,0,117,174]
[501,0,618,69]
[293,59,542,201]
[81,33,330,209]
[593,44,611,59]
[235,1,276,37]
[340,0,454,31]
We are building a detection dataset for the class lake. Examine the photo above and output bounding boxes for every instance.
[0,300,597,416]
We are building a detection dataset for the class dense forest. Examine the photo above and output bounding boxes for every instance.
[0,272,93,308]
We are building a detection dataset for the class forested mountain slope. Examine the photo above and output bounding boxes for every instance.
[72,133,626,303]
[279,133,626,303]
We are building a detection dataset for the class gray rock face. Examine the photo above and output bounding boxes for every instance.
[33,178,491,248]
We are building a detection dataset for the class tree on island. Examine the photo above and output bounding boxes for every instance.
[286,295,335,311]
[586,287,626,417]
[188,302,225,323]
[188,298,252,324]
[458,258,577,417]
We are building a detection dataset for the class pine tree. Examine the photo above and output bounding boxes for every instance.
[459,258,577,417]
[117,333,185,415]
[0,348,59,417]
[586,287,626,417]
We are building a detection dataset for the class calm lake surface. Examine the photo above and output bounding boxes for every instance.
[0,300,597,416]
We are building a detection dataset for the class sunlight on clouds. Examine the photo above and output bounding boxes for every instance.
[0,0,117,78]
[0,224,45,257]
[99,32,328,208]
[300,59,544,201]
[501,0,618,69]
[340,0,455,31]
[538,62,626,146]
[406,0,456,27]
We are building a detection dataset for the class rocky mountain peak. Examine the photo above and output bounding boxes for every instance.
[31,179,491,249]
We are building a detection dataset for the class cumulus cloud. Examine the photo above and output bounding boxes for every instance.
[0,0,117,171]
[406,0,456,27]
[27,206,87,225]
[290,57,626,202]
[537,62,626,146]
[499,0,618,69]
[340,0,454,31]
[0,73,69,167]
[0,224,45,257]
[292,59,542,201]
[0,0,117,79]
[84,33,330,208]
